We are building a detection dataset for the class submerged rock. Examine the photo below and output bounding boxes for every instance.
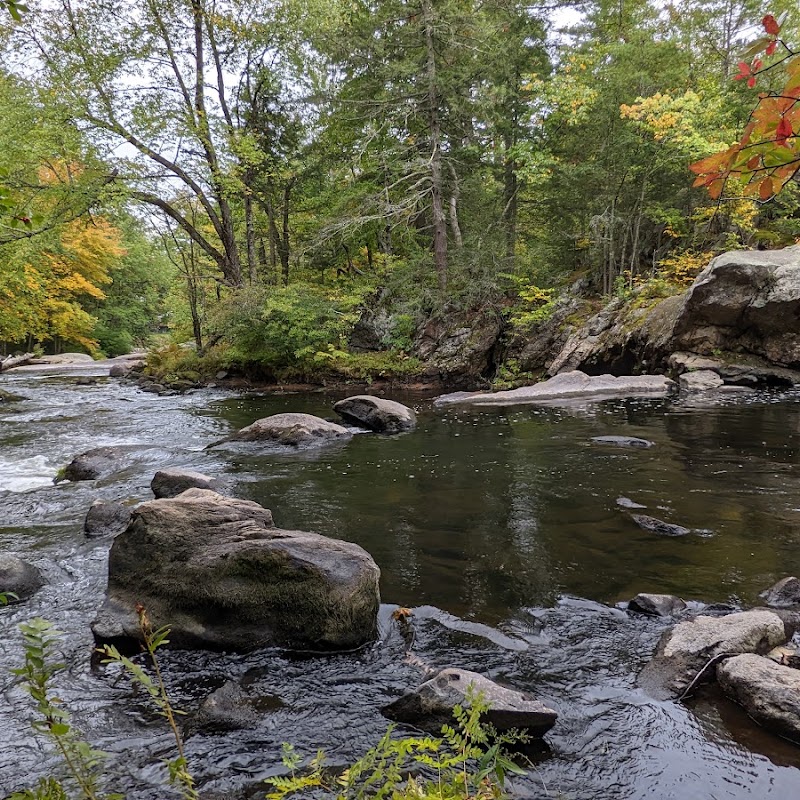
[616,496,647,509]
[761,576,800,609]
[0,554,44,601]
[190,681,259,734]
[83,500,132,539]
[383,668,557,737]
[333,396,416,434]
[630,515,690,537]
[591,435,654,448]
[92,489,380,652]
[628,593,687,618]
[638,610,792,699]
[227,413,352,448]
[434,370,675,408]
[718,654,800,741]
[151,468,219,499]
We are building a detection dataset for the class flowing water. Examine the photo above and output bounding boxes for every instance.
[2,365,800,799]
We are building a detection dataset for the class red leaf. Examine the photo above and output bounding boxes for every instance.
[734,61,751,81]
[746,155,760,170]
[748,76,757,88]
[762,14,781,35]
[776,115,793,145]
[752,58,763,71]
[766,40,777,56]
[759,177,774,200]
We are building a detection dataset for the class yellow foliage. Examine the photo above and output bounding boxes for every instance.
[656,250,713,286]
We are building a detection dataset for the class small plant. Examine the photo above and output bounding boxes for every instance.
[0,590,19,605]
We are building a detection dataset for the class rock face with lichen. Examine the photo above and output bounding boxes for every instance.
[91,489,380,652]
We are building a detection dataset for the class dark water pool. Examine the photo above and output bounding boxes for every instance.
[2,367,800,799]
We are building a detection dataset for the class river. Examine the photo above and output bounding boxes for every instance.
[2,364,800,799]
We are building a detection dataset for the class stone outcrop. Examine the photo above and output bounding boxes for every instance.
[0,554,44,601]
[333,396,416,434]
[434,371,675,408]
[151,468,219,498]
[84,500,132,539]
[718,654,800,741]
[226,413,352,448]
[383,668,557,737]
[638,610,792,700]
[628,593,687,617]
[92,489,380,652]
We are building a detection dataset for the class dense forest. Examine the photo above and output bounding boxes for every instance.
[0,0,798,383]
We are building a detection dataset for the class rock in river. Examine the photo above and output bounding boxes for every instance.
[628,593,687,618]
[761,576,800,608]
[63,445,170,481]
[227,413,352,448]
[151,468,219,498]
[638,610,792,699]
[84,500,132,539]
[383,667,557,737]
[91,489,380,652]
[591,435,654,448]
[0,554,43,601]
[630,514,690,537]
[718,653,800,741]
[333,395,416,434]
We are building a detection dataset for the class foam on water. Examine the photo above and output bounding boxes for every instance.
[0,454,56,493]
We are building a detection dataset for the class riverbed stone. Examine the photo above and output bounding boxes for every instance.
[718,653,800,740]
[228,413,352,448]
[333,396,416,434]
[151,468,219,499]
[591,435,654,448]
[383,668,557,737]
[628,593,687,617]
[63,445,168,481]
[630,515,690,537]
[190,681,259,734]
[678,370,724,392]
[0,554,44,601]
[91,488,381,652]
[434,371,676,408]
[638,610,791,700]
[83,500,132,539]
[761,576,800,608]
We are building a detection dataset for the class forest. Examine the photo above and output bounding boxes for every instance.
[0,0,798,384]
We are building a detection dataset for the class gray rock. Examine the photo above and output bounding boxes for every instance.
[92,489,380,652]
[63,445,168,481]
[591,435,654,448]
[333,396,416,434]
[0,554,44,601]
[228,413,352,448]
[631,515,690,537]
[383,668,557,737]
[761,576,800,608]
[0,388,24,402]
[616,496,647,509]
[84,500,132,539]
[678,370,724,392]
[434,371,675,408]
[109,363,131,378]
[191,681,259,734]
[628,593,687,617]
[75,376,98,386]
[638,610,791,699]
[151,468,218,499]
[718,653,800,740]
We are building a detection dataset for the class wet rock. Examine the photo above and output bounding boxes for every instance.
[628,593,686,617]
[761,576,800,608]
[92,489,380,652]
[616,496,647,509]
[0,388,24,402]
[638,610,791,699]
[75,376,98,386]
[190,681,259,734]
[333,396,416,434]
[140,383,166,393]
[83,500,132,539]
[383,668,557,737]
[591,435,654,448]
[630,515,690,537]
[678,370,724,392]
[0,554,44,601]
[434,371,676,408]
[228,413,352,448]
[63,445,164,481]
[151,468,219,499]
[718,654,800,741]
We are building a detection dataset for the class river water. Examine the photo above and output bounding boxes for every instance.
[2,366,800,799]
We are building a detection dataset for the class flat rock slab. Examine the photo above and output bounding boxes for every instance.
[638,610,790,700]
[333,396,416,434]
[151,468,219,498]
[228,413,352,448]
[434,371,675,408]
[631,515,690,537]
[628,593,687,617]
[591,435,654,448]
[679,370,724,392]
[383,668,557,737]
[718,654,800,741]
[92,488,380,652]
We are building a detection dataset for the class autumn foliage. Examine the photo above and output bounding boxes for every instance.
[690,12,800,202]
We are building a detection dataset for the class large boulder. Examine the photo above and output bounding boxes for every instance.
[333,396,416,434]
[717,654,800,740]
[434,371,675,408]
[0,554,44,601]
[84,500,132,539]
[227,413,352,448]
[91,489,380,652]
[383,668,557,737]
[151,468,219,499]
[638,610,792,699]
